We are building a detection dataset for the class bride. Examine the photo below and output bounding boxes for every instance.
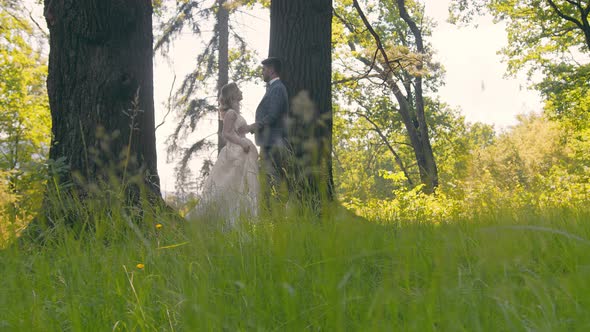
[185,82,259,224]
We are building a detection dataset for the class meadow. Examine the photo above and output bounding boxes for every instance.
[2,199,590,331]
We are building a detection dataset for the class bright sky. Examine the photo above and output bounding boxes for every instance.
[152,0,543,193]
[423,1,542,126]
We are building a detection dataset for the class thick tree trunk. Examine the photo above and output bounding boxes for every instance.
[216,0,229,153]
[269,0,334,203]
[43,0,161,203]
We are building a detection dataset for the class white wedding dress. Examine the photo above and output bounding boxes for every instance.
[185,110,259,225]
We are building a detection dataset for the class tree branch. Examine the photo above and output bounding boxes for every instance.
[331,148,345,172]
[397,0,424,51]
[332,73,381,85]
[564,0,581,10]
[154,2,209,52]
[333,9,357,34]
[335,4,409,91]
[155,74,176,132]
[352,0,396,75]
[4,9,29,31]
[26,7,49,38]
[397,0,425,130]
[358,112,414,186]
[579,1,590,48]
[339,106,413,186]
[349,1,415,107]
[545,0,584,30]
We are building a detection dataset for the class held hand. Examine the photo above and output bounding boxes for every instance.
[240,138,251,153]
[237,124,249,136]
[246,123,258,134]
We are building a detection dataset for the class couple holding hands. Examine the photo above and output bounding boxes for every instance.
[186,57,290,224]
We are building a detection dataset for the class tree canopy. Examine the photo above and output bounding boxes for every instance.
[450,0,590,127]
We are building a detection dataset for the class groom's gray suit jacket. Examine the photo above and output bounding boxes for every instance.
[254,79,289,147]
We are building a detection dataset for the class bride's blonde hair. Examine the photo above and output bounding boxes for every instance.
[218,82,240,113]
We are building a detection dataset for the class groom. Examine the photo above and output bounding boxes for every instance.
[242,57,290,198]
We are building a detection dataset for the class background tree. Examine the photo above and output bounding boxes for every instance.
[334,0,589,219]
[449,0,590,128]
[154,0,261,197]
[333,96,475,203]
[0,1,50,228]
[42,0,161,215]
[447,0,589,213]
[268,0,334,203]
[333,0,439,193]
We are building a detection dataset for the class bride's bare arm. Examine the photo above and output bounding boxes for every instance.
[223,110,250,152]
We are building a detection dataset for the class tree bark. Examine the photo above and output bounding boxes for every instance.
[269,0,334,203]
[216,0,229,153]
[43,0,161,204]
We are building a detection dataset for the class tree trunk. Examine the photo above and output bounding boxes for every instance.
[397,0,438,193]
[395,93,438,193]
[43,0,161,205]
[269,0,334,204]
[364,62,438,194]
[216,0,229,153]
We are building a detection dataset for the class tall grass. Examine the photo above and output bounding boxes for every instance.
[1,198,590,331]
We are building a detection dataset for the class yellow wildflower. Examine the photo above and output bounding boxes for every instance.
[156,223,163,229]
[136,263,145,269]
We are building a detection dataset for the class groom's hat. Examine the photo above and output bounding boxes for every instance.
[261,57,282,74]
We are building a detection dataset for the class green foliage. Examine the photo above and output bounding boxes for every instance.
[334,0,443,92]
[471,114,565,187]
[450,0,589,67]
[449,0,590,125]
[0,171,17,241]
[333,97,472,202]
[0,8,50,226]
[539,63,590,129]
[332,0,445,193]
[333,98,405,201]
[465,113,590,207]
[332,0,588,224]
[426,100,474,184]
[342,113,589,223]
